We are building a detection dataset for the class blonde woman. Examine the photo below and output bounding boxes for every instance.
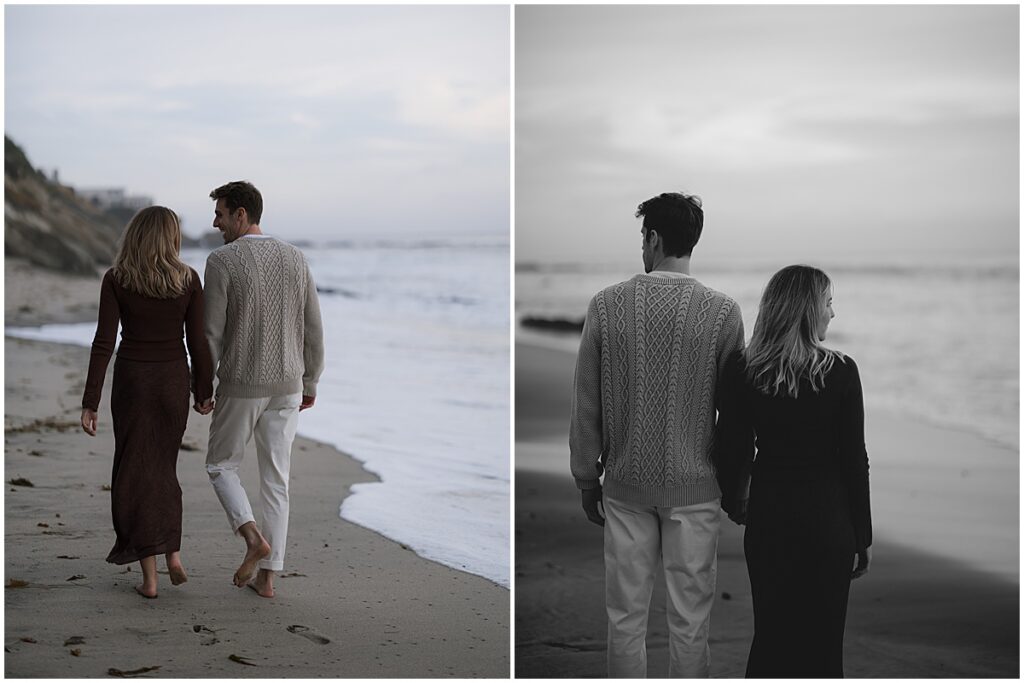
[715,265,872,677]
[81,206,214,599]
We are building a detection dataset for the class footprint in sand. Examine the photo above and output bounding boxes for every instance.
[286,625,330,645]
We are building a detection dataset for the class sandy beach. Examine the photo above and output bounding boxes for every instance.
[515,340,1018,678]
[4,260,509,678]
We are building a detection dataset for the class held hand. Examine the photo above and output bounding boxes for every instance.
[193,398,215,415]
[728,497,749,525]
[299,395,316,412]
[80,408,98,437]
[852,546,872,580]
[581,487,606,527]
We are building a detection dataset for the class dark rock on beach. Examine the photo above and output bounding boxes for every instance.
[520,316,584,334]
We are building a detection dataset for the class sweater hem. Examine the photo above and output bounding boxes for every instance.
[603,476,722,508]
[215,378,303,398]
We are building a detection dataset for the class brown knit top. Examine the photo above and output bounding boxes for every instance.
[82,268,215,411]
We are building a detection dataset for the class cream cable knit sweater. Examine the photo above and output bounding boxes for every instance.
[203,236,324,398]
[570,274,744,507]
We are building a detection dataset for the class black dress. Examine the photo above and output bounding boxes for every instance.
[715,351,872,678]
[83,269,213,565]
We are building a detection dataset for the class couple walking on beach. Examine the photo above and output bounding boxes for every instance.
[80,181,324,599]
[570,192,873,678]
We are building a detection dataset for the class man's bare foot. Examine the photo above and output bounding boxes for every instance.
[247,581,274,598]
[233,525,271,587]
[135,584,158,599]
[247,568,275,598]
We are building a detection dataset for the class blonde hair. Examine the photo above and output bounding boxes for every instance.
[112,206,192,299]
[744,265,843,398]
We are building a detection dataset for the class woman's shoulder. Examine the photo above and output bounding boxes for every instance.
[827,350,861,386]
[722,348,748,384]
[180,266,201,291]
[830,350,858,371]
[100,268,121,293]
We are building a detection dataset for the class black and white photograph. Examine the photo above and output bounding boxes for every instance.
[514,4,1019,678]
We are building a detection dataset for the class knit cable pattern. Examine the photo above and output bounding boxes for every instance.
[206,238,320,398]
[571,274,745,507]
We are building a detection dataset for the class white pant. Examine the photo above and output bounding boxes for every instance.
[604,496,721,678]
[206,393,301,571]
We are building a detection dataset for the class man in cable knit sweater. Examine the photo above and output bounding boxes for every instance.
[198,181,324,599]
[570,192,744,677]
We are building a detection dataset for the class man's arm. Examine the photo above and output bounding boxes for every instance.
[569,295,605,524]
[717,300,745,380]
[300,262,325,409]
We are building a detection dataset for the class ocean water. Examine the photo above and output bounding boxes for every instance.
[517,254,1019,452]
[8,238,510,588]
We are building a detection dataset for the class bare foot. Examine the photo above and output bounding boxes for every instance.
[247,568,275,598]
[165,551,187,585]
[138,556,158,598]
[135,584,158,599]
[233,533,271,587]
[247,581,274,599]
[168,565,188,586]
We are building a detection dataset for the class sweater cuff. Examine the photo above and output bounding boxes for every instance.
[302,380,318,397]
[575,478,601,490]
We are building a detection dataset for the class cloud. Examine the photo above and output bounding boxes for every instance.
[396,77,509,142]
[4,5,509,240]
[288,112,321,130]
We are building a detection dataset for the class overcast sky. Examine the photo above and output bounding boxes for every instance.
[516,5,1019,266]
[5,5,509,241]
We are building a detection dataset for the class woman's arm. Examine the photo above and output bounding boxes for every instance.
[714,351,754,522]
[184,271,214,405]
[839,357,872,552]
[81,272,120,431]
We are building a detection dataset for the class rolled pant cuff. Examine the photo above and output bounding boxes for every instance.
[231,516,257,536]
[258,559,284,571]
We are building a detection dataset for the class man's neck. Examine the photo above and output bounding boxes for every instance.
[240,224,264,237]
[649,255,691,275]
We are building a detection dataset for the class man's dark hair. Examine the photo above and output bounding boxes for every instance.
[635,192,703,257]
[210,181,263,225]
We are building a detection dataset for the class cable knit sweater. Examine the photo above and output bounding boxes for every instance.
[570,273,745,507]
[203,236,324,398]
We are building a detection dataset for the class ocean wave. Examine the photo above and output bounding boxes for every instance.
[315,286,362,299]
[323,237,509,251]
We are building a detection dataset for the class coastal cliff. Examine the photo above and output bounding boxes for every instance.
[4,136,125,276]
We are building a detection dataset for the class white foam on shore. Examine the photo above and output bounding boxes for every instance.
[517,262,1020,452]
[9,241,512,590]
[515,336,1019,583]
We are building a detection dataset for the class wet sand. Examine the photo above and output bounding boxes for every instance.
[515,340,1018,678]
[4,263,509,678]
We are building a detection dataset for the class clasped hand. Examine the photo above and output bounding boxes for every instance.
[728,497,749,525]
[193,398,215,415]
[581,487,606,526]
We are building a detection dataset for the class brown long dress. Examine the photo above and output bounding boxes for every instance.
[82,268,214,565]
